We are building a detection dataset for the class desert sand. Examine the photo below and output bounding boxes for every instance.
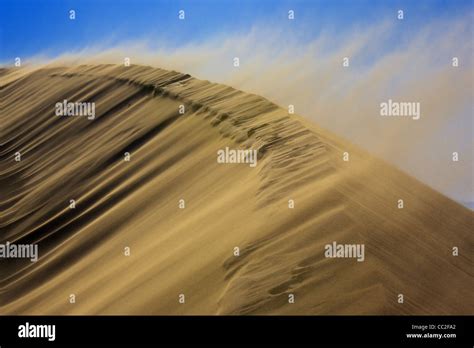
[0,64,472,314]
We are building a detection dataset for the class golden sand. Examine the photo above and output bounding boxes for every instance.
[0,65,472,314]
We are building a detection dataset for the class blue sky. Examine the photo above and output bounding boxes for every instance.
[0,0,472,62]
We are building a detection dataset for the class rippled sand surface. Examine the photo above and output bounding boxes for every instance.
[1,65,472,314]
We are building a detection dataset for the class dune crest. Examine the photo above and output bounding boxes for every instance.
[0,64,472,314]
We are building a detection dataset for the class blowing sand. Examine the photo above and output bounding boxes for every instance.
[0,64,472,314]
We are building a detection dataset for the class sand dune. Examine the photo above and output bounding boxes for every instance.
[0,64,472,314]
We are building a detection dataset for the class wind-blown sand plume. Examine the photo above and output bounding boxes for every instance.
[0,64,473,314]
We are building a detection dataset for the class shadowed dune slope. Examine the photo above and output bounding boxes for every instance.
[0,64,472,314]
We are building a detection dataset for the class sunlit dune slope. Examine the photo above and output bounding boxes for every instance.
[0,64,472,314]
